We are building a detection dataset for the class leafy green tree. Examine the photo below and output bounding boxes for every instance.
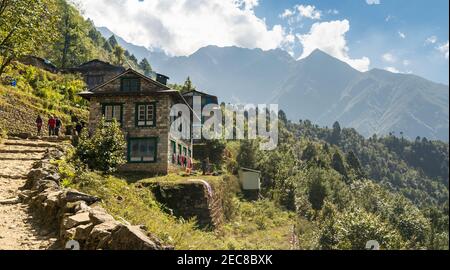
[0,0,58,76]
[237,140,257,169]
[307,169,328,210]
[301,143,317,162]
[75,118,126,173]
[346,151,365,178]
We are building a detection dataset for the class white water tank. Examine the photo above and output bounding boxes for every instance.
[238,168,261,190]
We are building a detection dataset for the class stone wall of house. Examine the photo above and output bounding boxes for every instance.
[142,180,223,229]
[20,148,171,250]
[88,94,173,174]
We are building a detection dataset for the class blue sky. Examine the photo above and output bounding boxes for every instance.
[78,0,449,84]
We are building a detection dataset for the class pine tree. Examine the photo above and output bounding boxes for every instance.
[113,45,125,65]
[332,152,347,179]
[139,58,152,75]
[330,121,341,145]
[181,76,195,93]
[108,35,118,48]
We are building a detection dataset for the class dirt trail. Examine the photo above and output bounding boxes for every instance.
[0,138,59,250]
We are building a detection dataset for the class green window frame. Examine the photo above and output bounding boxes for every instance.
[183,147,187,156]
[188,149,192,158]
[127,137,158,163]
[135,102,156,127]
[121,77,141,92]
[102,103,123,124]
[170,140,177,154]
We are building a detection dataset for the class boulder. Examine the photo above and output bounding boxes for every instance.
[18,190,32,202]
[85,221,122,250]
[17,132,31,139]
[63,201,90,214]
[34,179,59,193]
[63,212,91,230]
[88,206,115,225]
[74,223,94,242]
[45,172,61,184]
[106,225,163,250]
[24,168,49,189]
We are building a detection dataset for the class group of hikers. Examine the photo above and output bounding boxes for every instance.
[35,114,84,137]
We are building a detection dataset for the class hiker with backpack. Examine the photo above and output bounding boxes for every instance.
[35,115,43,136]
[48,116,56,136]
[55,117,62,136]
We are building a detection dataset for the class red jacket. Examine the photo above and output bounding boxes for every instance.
[48,118,56,128]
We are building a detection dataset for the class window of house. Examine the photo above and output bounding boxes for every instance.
[183,147,187,156]
[135,103,156,127]
[171,140,177,154]
[121,78,141,92]
[188,149,192,158]
[128,138,157,163]
[102,104,122,124]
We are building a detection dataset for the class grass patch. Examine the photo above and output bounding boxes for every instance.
[58,158,301,250]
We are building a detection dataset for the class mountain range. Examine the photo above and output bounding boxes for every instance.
[97,27,449,141]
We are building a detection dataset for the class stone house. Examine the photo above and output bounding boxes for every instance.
[79,68,193,175]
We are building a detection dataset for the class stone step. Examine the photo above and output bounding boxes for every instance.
[0,173,27,179]
[0,157,42,161]
[3,141,58,148]
[0,149,47,154]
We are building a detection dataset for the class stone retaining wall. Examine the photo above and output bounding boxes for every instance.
[142,180,223,229]
[20,149,172,250]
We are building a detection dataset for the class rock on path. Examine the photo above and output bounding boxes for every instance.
[0,139,60,250]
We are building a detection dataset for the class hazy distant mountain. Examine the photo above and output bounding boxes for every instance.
[97,27,449,141]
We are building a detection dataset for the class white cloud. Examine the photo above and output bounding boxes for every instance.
[280,9,294,19]
[425,36,437,44]
[77,0,287,57]
[437,41,449,59]
[297,5,321,20]
[398,31,406,39]
[385,66,399,73]
[403,60,410,66]
[382,53,396,63]
[297,20,370,71]
[280,4,321,24]
[366,0,381,5]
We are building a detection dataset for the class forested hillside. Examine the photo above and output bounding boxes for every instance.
[231,115,449,249]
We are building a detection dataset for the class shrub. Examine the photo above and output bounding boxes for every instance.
[75,118,126,173]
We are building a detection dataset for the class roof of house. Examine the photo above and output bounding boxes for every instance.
[240,167,261,174]
[64,59,125,73]
[79,68,170,96]
[19,55,58,72]
[182,89,218,98]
